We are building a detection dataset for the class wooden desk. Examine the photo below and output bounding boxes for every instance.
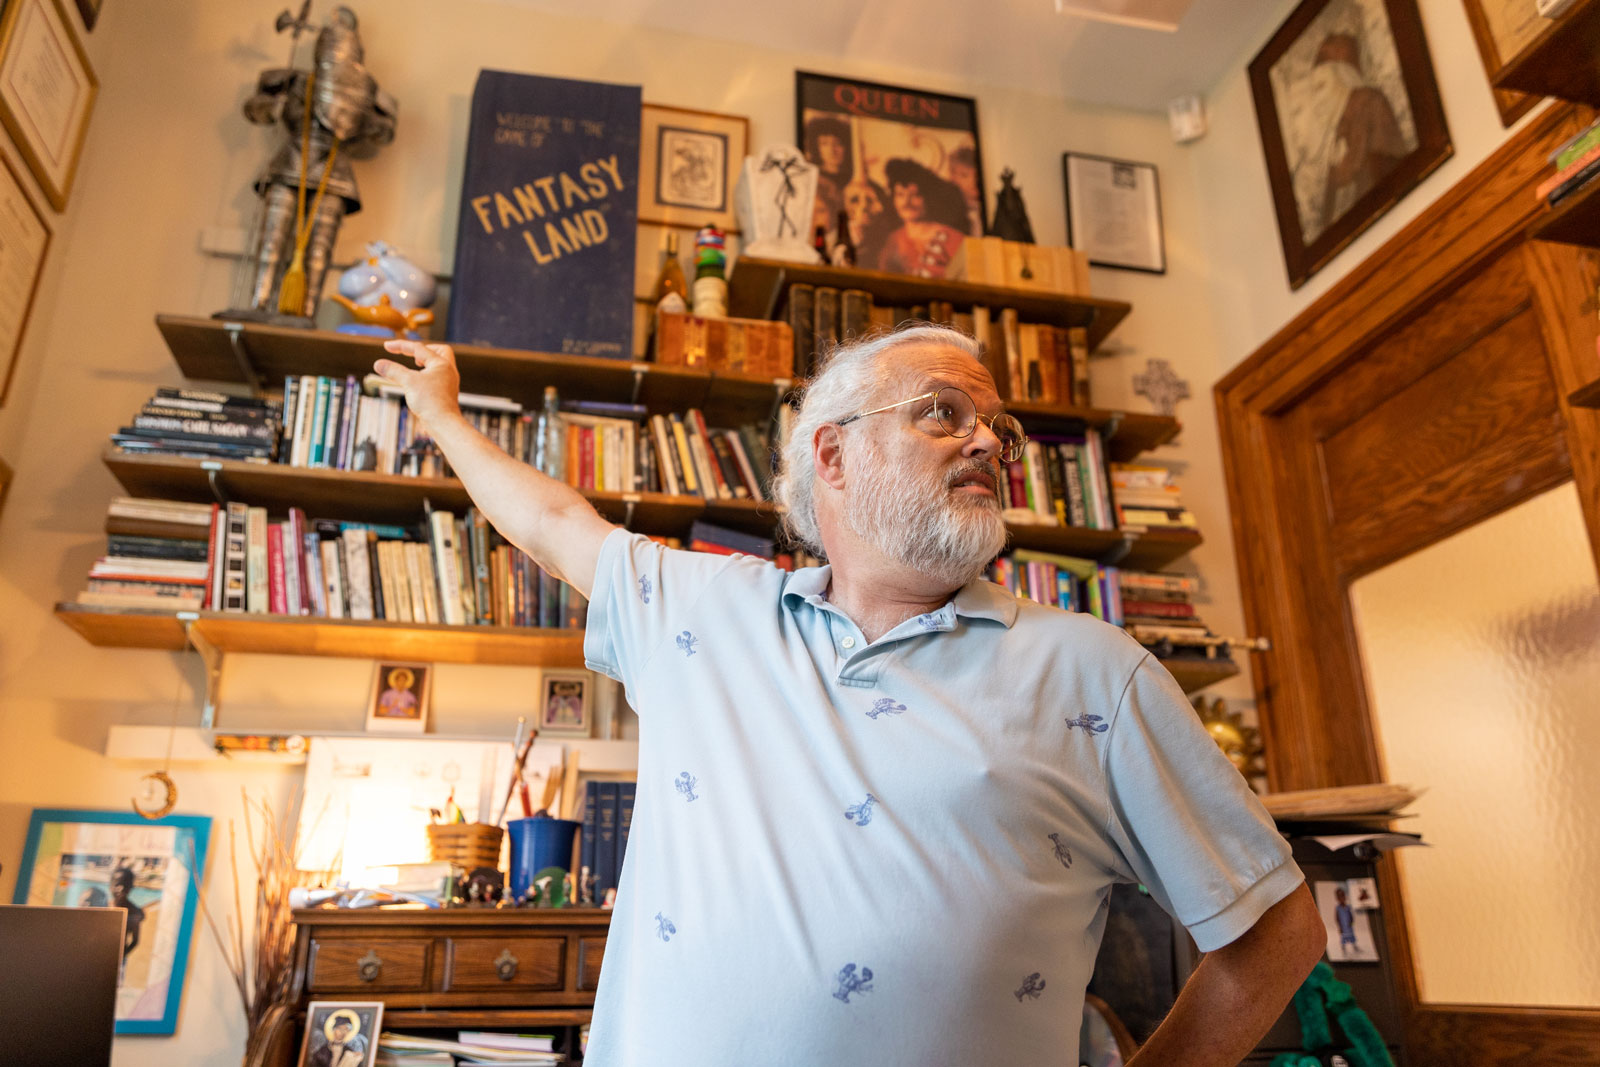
[251,908,609,1067]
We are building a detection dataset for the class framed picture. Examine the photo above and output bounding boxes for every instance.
[796,70,985,278]
[0,0,99,211]
[1313,879,1381,962]
[366,661,431,733]
[1460,0,1542,126]
[10,808,212,1034]
[638,103,747,233]
[297,1001,383,1067]
[1248,0,1452,290]
[0,148,51,407]
[1062,153,1165,274]
[538,668,592,738]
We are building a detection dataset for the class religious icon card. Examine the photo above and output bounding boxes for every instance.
[297,1001,382,1067]
[366,660,431,733]
[538,668,593,738]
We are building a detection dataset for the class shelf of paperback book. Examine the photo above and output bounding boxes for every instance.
[726,257,1133,352]
[102,449,779,535]
[1528,175,1600,248]
[1491,0,1600,106]
[155,315,792,430]
[53,604,589,667]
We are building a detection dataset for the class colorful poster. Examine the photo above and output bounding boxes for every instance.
[447,70,641,358]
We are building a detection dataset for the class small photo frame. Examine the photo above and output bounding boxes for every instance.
[366,661,431,733]
[297,1000,383,1067]
[638,103,748,233]
[10,808,212,1034]
[1347,876,1379,910]
[538,668,593,738]
[0,0,99,211]
[1314,879,1380,962]
[1063,152,1165,274]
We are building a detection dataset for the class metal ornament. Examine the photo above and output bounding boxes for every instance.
[1132,357,1191,417]
[132,771,179,819]
[1193,696,1266,779]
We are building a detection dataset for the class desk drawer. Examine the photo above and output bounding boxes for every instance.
[444,937,565,992]
[308,938,429,992]
[578,936,605,992]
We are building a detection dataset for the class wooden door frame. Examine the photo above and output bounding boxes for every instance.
[1216,101,1600,1065]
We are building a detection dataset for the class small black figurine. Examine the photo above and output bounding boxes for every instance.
[463,866,503,907]
[988,168,1036,244]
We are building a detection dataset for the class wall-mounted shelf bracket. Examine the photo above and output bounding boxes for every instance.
[179,613,224,729]
[221,322,263,395]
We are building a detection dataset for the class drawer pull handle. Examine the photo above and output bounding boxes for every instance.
[357,949,383,983]
[495,948,519,981]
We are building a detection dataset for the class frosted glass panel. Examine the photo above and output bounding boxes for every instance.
[1349,482,1600,1007]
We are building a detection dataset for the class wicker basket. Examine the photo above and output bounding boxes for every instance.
[426,822,504,870]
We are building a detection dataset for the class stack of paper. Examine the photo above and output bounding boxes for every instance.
[378,1032,564,1064]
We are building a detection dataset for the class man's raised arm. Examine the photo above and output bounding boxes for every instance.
[372,339,615,598]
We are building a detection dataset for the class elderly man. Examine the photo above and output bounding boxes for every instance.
[374,326,1325,1066]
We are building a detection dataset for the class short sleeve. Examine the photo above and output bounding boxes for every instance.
[1102,657,1303,951]
[582,528,741,703]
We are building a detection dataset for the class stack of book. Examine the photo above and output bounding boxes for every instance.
[781,284,1089,404]
[377,1030,564,1065]
[75,498,215,610]
[653,311,794,376]
[1537,114,1600,208]
[580,780,636,902]
[989,550,1123,622]
[1000,429,1115,530]
[75,498,587,628]
[111,388,279,462]
[1109,463,1196,530]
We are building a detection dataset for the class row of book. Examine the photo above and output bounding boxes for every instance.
[989,551,1201,633]
[376,1029,563,1065]
[1000,430,1117,530]
[112,388,282,462]
[782,284,1091,408]
[1538,111,1600,206]
[580,780,635,903]
[78,497,588,628]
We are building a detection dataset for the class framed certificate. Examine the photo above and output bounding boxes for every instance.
[0,149,50,406]
[0,0,98,211]
[1063,152,1166,274]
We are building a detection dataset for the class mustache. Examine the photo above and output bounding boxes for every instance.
[946,461,999,491]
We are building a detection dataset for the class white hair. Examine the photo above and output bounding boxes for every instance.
[773,324,985,557]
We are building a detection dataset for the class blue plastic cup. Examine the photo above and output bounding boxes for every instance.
[506,816,581,900]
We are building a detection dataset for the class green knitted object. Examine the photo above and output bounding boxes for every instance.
[1278,960,1395,1067]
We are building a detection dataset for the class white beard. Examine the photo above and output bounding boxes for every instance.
[842,437,1008,587]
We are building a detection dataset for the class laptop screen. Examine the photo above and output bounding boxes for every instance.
[0,904,124,1066]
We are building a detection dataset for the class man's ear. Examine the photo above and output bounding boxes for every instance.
[813,423,848,491]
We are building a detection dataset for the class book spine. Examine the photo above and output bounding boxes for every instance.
[687,409,729,499]
[581,780,598,889]
[616,781,637,877]
[668,414,700,495]
[245,506,269,613]
[341,528,374,620]
[650,415,683,495]
[471,511,493,625]
[366,533,385,621]
[221,503,249,612]
[282,522,302,616]
[267,524,287,615]
[318,538,344,617]
[203,503,222,611]
[788,282,817,378]
[595,782,619,897]
[723,429,763,502]
[431,511,465,626]
[1000,308,1022,402]
[1061,445,1087,527]
[289,376,313,467]
[539,566,561,629]
[813,286,840,367]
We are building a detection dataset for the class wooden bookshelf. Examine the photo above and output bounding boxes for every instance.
[1570,376,1600,408]
[1004,400,1180,461]
[1492,0,1600,106]
[99,450,1199,567]
[155,315,789,430]
[54,604,587,667]
[1528,177,1600,247]
[726,256,1132,352]
[1159,657,1241,694]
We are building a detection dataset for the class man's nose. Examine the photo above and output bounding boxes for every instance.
[964,418,1003,459]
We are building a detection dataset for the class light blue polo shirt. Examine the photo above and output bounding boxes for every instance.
[582,529,1301,1066]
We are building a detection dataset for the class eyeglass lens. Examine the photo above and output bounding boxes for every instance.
[930,388,1026,461]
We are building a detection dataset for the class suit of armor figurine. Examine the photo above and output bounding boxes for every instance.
[237,6,396,321]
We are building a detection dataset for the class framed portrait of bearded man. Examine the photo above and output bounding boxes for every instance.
[795,71,985,279]
[1248,0,1451,290]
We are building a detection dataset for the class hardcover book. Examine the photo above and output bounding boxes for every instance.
[447,70,641,358]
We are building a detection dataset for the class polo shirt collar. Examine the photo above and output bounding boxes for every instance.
[781,565,1019,629]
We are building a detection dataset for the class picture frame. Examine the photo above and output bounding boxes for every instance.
[637,103,747,233]
[1459,0,1542,127]
[297,1000,383,1067]
[1313,879,1381,962]
[0,147,52,407]
[0,0,99,211]
[1248,0,1452,290]
[796,70,985,279]
[538,668,593,738]
[11,808,212,1035]
[1062,152,1166,274]
[366,660,431,733]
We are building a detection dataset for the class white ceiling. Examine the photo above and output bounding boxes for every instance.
[491,0,1276,112]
